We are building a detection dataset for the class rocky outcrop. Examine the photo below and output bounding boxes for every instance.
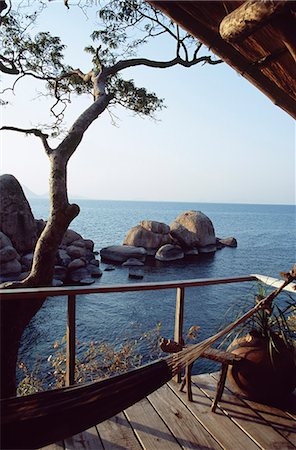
[155,244,184,262]
[170,222,199,249]
[0,231,21,277]
[53,229,101,284]
[0,174,37,253]
[120,210,236,265]
[0,174,101,285]
[100,245,147,264]
[140,220,170,234]
[123,220,171,255]
[0,226,102,284]
[171,211,216,250]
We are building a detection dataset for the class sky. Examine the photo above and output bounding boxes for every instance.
[1,1,295,205]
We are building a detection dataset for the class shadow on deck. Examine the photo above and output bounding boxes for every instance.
[42,372,296,450]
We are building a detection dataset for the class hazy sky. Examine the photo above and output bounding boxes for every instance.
[1,2,295,205]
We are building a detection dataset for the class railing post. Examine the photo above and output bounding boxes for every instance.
[174,287,185,383]
[66,294,76,387]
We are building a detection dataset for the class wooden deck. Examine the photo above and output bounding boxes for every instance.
[42,372,296,450]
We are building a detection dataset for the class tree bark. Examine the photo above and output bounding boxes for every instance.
[0,83,113,398]
[0,297,46,398]
[0,151,79,398]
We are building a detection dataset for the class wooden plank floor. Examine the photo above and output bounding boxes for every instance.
[41,373,296,450]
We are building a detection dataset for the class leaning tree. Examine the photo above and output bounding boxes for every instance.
[0,0,221,397]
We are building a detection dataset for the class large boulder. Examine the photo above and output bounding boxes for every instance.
[0,231,22,277]
[66,245,87,259]
[123,220,171,254]
[140,220,170,234]
[170,211,216,249]
[0,231,13,249]
[170,222,199,248]
[61,229,82,246]
[100,245,147,263]
[0,175,101,285]
[0,246,19,264]
[0,174,37,253]
[0,259,22,275]
[155,244,184,262]
[68,258,86,271]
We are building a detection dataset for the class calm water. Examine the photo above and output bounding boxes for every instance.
[19,199,295,378]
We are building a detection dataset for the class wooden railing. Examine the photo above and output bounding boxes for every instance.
[1,273,294,387]
[0,275,255,386]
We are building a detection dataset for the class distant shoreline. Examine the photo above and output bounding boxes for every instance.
[28,197,295,208]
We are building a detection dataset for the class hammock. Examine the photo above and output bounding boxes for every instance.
[1,360,172,449]
[1,270,294,449]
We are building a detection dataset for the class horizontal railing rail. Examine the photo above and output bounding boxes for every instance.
[0,275,257,300]
[1,274,294,388]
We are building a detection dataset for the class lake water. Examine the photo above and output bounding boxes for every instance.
[19,199,295,380]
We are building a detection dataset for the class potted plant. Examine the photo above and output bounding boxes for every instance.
[226,284,296,403]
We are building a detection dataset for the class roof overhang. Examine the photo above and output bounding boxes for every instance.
[148,1,296,119]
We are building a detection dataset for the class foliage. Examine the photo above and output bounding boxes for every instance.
[17,321,202,396]
[17,322,163,395]
[219,283,296,355]
[1,0,220,133]
[1,8,67,78]
[17,361,45,396]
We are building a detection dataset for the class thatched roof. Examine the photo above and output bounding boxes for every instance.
[148,1,296,119]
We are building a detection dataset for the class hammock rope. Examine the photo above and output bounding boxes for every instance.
[168,268,295,370]
[1,268,295,449]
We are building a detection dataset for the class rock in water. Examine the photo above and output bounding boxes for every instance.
[122,258,144,267]
[140,220,170,234]
[0,174,37,253]
[217,237,238,248]
[170,211,216,249]
[170,222,200,248]
[123,220,171,254]
[0,175,101,284]
[128,268,144,279]
[155,244,184,261]
[100,245,147,263]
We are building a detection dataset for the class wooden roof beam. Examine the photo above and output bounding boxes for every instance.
[219,0,289,43]
[148,1,296,119]
[274,12,296,63]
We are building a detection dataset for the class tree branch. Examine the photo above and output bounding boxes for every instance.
[193,42,203,60]
[57,74,113,160]
[0,55,19,75]
[0,0,10,26]
[176,25,181,58]
[145,7,179,42]
[0,126,52,154]
[106,55,222,76]
[179,36,189,62]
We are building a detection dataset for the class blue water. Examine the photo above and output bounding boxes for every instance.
[19,200,296,379]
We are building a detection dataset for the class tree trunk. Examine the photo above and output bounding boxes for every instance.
[0,297,46,398]
[1,80,111,397]
[0,150,79,398]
